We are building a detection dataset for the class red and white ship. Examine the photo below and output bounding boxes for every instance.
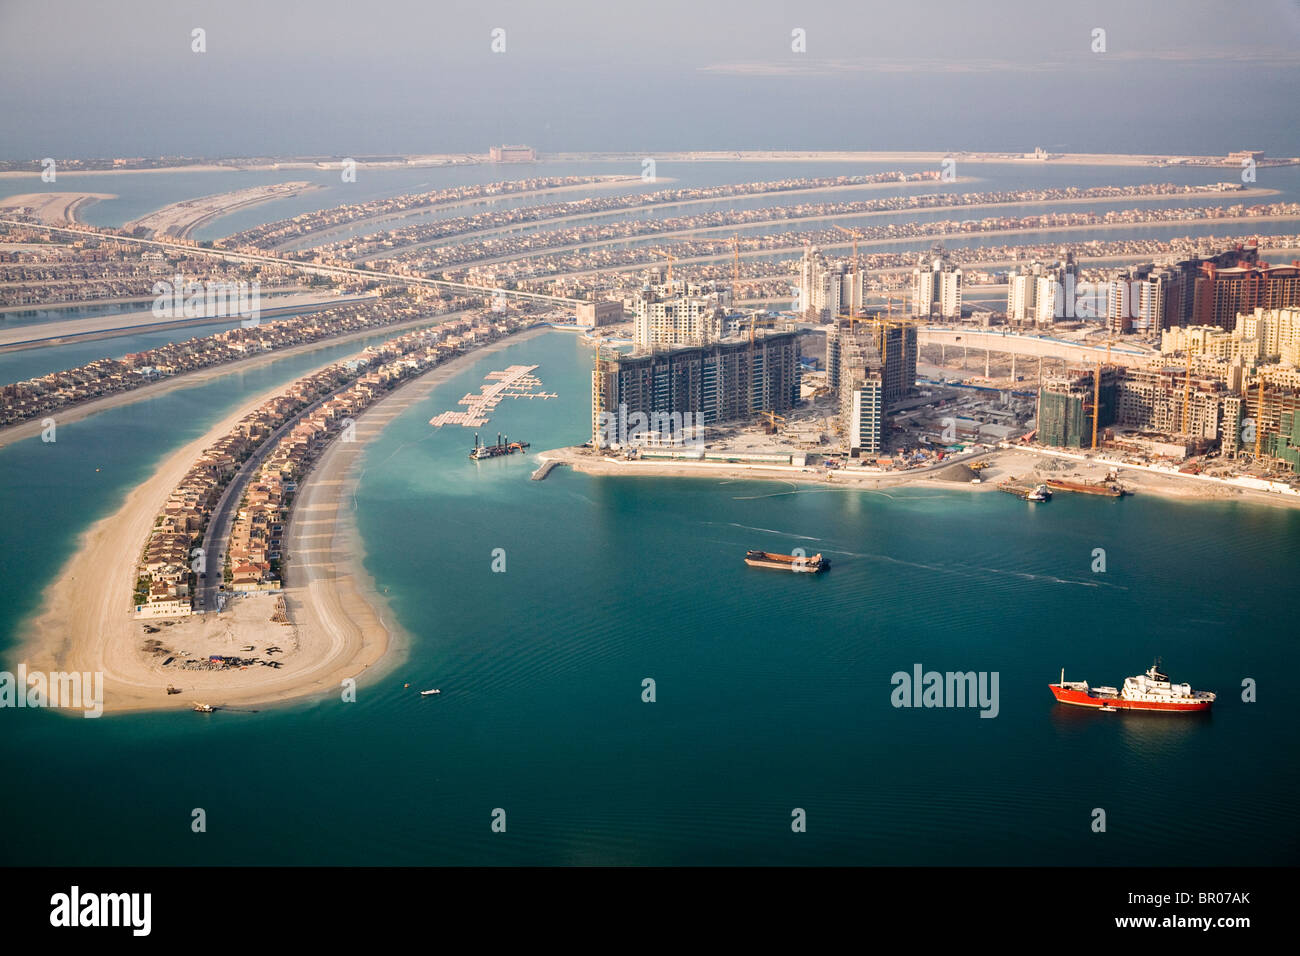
[1049,660,1215,713]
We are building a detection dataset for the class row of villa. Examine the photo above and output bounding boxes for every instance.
[1,293,474,427]
[133,310,533,614]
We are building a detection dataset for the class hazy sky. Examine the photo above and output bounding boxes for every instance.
[3,0,1298,158]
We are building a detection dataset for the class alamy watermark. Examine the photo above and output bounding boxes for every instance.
[595,402,704,449]
[890,664,999,718]
[0,665,103,717]
[152,273,261,328]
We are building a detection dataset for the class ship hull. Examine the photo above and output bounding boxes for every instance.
[744,551,830,573]
[744,558,826,573]
[1045,480,1123,497]
[1049,684,1212,712]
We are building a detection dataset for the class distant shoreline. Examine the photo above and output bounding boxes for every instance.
[1,149,1294,179]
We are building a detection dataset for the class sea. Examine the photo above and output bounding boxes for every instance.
[0,159,1298,865]
[0,328,1296,865]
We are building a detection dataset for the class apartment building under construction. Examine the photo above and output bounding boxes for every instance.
[826,320,917,403]
[1037,369,1119,448]
[591,332,801,446]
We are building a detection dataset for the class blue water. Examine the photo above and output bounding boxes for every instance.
[2,331,1296,865]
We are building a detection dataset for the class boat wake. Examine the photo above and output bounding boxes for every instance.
[722,522,823,542]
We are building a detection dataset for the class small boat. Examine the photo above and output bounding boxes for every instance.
[1098,705,1116,712]
[420,689,441,696]
[192,702,214,713]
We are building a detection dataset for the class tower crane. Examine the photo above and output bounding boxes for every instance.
[650,248,676,287]
[834,224,865,315]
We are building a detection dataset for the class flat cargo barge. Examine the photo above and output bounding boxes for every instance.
[744,550,831,573]
[1045,479,1126,497]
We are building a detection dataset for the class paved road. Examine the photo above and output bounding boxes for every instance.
[195,391,335,612]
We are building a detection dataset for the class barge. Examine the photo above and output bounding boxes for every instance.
[744,550,831,573]
[470,433,530,460]
[1045,479,1126,498]
[999,482,1052,502]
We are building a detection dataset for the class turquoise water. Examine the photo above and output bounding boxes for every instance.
[2,330,1297,865]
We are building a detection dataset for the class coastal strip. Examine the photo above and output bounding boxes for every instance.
[0,192,117,223]
[540,443,1300,510]
[124,182,323,240]
[2,148,1295,179]
[10,324,549,715]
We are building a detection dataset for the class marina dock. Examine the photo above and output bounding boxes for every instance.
[429,364,556,428]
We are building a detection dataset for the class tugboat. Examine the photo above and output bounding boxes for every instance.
[1049,660,1215,713]
[1026,483,1052,502]
[744,550,831,573]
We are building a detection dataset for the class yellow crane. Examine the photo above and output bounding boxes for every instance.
[834,224,865,315]
[731,235,757,347]
[1091,359,1102,450]
[1091,336,1115,450]
[761,410,787,434]
[592,343,606,447]
[1181,338,1199,435]
[1255,376,1265,461]
[651,248,676,287]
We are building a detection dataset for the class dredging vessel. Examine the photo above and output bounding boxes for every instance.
[1049,660,1215,713]
[470,433,529,460]
[744,550,831,573]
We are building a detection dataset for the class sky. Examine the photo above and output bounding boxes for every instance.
[2,0,1299,159]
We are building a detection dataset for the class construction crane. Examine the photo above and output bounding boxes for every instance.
[1255,376,1265,461]
[651,248,675,287]
[1091,336,1115,450]
[834,224,865,315]
[1181,338,1199,435]
[1091,358,1102,450]
[592,342,605,448]
[761,410,787,434]
[730,235,757,348]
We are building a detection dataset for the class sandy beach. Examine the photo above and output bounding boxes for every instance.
[0,191,117,223]
[124,181,323,239]
[10,325,549,716]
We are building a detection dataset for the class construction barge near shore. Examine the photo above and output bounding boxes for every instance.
[999,482,1052,502]
[470,433,529,460]
[1045,479,1129,498]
